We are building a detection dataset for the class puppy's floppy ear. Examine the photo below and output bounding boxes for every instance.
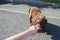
[29,8,32,24]
[29,8,32,19]
[30,16,32,23]
[29,8,31,13]
[44,18,47,25]
[41,18,47,25]
[44,18,47,24]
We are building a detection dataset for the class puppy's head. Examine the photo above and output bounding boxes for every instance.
[34,15,47,28]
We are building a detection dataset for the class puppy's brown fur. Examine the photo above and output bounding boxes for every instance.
[29,7,49,34]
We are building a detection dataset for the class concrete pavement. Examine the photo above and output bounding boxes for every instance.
[0,4,60,40]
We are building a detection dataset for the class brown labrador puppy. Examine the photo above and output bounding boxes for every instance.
[29,7,49,34]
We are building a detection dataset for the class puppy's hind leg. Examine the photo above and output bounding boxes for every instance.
[30,16,32,26]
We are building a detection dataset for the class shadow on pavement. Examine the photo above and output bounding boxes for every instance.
[46,23,60,40]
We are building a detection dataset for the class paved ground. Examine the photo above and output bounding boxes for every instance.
[0,4,60,40]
